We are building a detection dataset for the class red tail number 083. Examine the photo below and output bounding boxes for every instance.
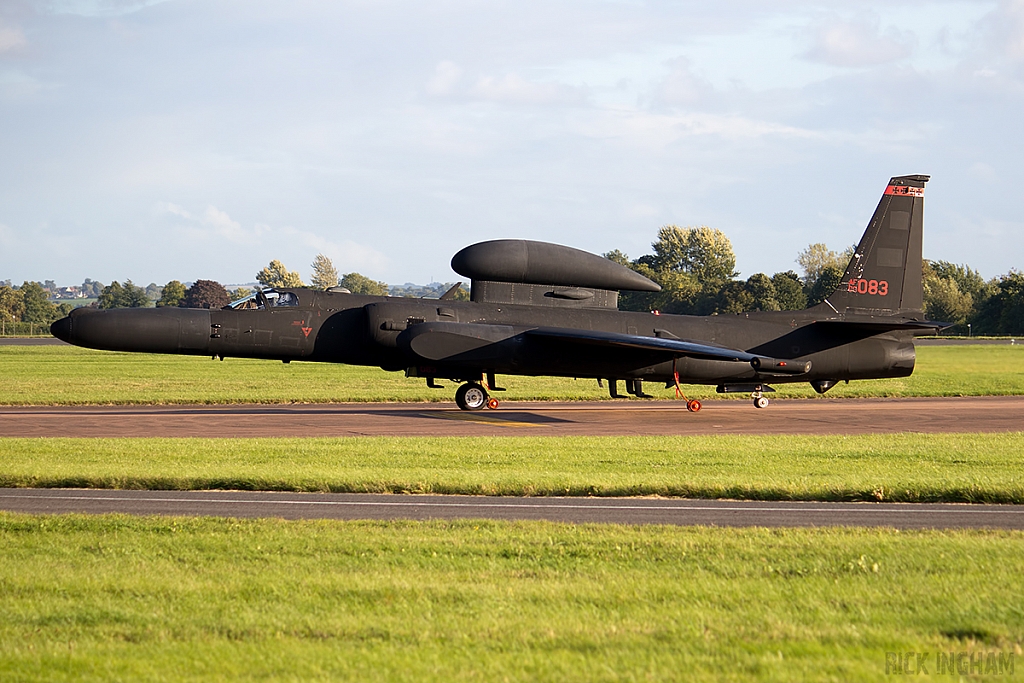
[846,279,888,296]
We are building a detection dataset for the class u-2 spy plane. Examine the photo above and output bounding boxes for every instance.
[52,174,942,411]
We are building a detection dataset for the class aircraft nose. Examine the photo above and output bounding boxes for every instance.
[50,316,72,343]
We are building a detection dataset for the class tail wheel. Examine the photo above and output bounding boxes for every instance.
[754,396,770,409]
[455,383,488,411]
[486,398,500,410]
[686,399,702,413]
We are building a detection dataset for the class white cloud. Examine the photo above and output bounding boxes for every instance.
[156,202,253,243]
[470,72,585,105]
[0,23,27,53]
[202,206,248,242]
[425,61,463,96]
[577,109,820,151]
[803,16,915,67]
[156,202,192,220]
[153,202,387,277]
[0,222,14,248]
[277,228,389,274]
[653,57,715,107]
[984,0,1024,61]
[2,1,1023,283]
[41,0,173,18]
[426,62,586,106]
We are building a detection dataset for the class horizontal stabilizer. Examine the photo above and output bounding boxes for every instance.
[812,319,952,333]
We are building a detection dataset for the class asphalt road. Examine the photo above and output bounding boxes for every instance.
[1,336,1019,346]
[3,395,1023,437]
[1,488,1020,528]
[0,337,68,345]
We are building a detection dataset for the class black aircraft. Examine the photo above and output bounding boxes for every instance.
[51,174,943,411]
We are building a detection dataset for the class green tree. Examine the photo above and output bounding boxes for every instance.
[182,280,230,309]
[98,280,150,309]
[606,251,663,313]
[607,227,732,315]
[310,254,339,290]
[771,271,807,310]
[922,261,973,331]
[745,273,779,311]
[652,225,737,284]
[996,272,1024,335]
[924,277,973,330]
[652,269,701,314]
[806,265,845,308]
[256,260,304,288]
[0,285,25,322]
[340,272,389,296]
[708,280,755,314]
[930,261,987,301]
[971,271,1024,335]
[97,282,124,309]
[603,249,631,267]
[19,281,62,324]
[797,243,853,287]
[81,279,104,297]
[157,280,187,308]
[123,282,149,307]
[447,285,469,301]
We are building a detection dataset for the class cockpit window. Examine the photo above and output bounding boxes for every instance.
[228,292,261,310]
[227,289,300,310]
[276,292,299,307]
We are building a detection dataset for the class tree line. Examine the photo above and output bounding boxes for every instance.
[0,255,449,326]
[607,225,1023,335]
[3,232,1021,334]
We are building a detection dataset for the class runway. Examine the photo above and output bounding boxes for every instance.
[1,336,1018,346]
[1,488,1021,528]
[2,395,1023,437]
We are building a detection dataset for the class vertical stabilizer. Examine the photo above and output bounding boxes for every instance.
[823,174,929,315]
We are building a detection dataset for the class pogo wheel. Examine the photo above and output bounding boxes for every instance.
[486,398,500,410]
[686,399,702,413]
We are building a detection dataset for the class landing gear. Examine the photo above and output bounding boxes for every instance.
[686,399,702,413]
[625,379,653,398]
[753,391,770,409]
[607,379,622,398]
[455,383,488,411]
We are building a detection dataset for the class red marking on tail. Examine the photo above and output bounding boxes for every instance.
[884,185,924,197]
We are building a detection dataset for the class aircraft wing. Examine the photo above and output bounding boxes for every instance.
[525,327,810,374]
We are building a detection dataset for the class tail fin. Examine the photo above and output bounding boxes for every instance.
[822,174,929,315]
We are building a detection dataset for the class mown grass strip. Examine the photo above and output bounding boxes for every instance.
[2,344,1023,405]
[3,433,1023,503]
[1,514,1021,682]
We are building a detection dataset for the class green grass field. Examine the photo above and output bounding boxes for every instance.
[1,344,1023,405]
[1,514,1021,682]
[4,347,1023,681]
[3,433,1023,502]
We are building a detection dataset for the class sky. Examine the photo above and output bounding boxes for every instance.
[1,0,1022,287]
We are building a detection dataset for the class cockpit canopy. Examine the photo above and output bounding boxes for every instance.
[227,289,300,310]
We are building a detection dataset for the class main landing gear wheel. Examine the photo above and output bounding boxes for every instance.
[753,395,770,409]
[455,382,488,411]
[686,399,702,413]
